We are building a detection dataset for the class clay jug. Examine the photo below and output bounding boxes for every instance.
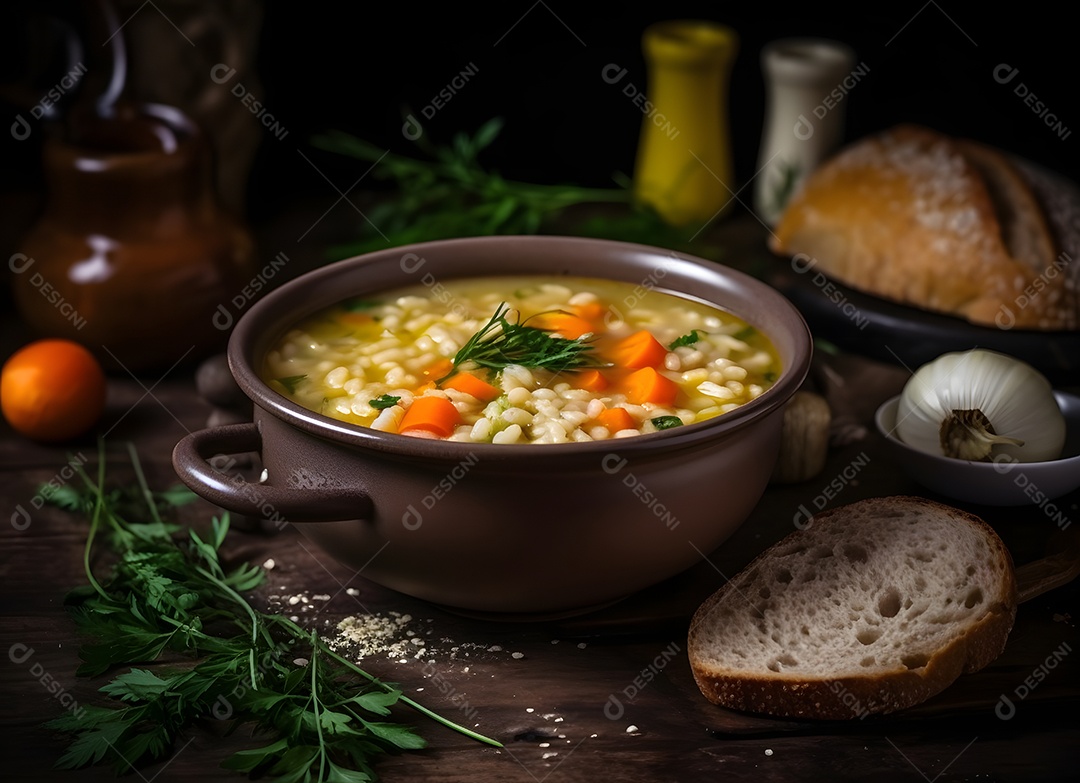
[13,103,256,372]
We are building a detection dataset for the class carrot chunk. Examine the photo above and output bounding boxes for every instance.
[596,407,636,433]
[530,312,596,340]
[571,300,608,324]
[423,358,456,381]
[611,330,668,369]
[399,396,461,437]
[442,371,501,402]
[576,368,609,392]
[339,312,373,326]
[623,367,678,406]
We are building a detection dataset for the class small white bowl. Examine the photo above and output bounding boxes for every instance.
[874,391,1080,507]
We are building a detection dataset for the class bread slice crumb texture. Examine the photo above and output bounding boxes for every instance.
[688,497,1017,718]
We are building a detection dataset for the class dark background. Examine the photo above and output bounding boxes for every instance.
[1,1,1076,243]
[248,2,1078,205]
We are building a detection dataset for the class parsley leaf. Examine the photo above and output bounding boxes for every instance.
[369,394,401,410]
[43,441,502,781]
[668,330,704,350]
[38,483,84,512]
[650,415,684,430]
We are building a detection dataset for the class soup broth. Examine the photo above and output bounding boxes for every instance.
[262,276,780,444]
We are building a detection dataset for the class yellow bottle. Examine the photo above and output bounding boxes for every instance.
[633,20,738,228]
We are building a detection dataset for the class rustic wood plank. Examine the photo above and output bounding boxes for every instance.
[2,213,1078,782]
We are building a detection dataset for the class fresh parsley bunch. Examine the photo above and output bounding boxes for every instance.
[44,443,499,782]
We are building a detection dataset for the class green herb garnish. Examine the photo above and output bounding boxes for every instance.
[768,159,801,217]
[444,303,608,381]
[650,415,684,430]
[343,298,381,312]
[44,442,501,781]
[275,375,307,394]
[668,330,704,350]
[733,326,757,342]
[313,118,631,257]
[369,394,401,410]
[813,337,840,356]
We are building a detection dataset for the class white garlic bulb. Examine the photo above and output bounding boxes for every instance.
[897,349,1065,463]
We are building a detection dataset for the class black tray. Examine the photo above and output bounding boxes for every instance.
[766,259,1080,386]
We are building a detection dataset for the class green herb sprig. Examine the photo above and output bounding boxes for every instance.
[444,304,609,381]
[311,118,726,261]
[369,394,401,410]
[312,118,630,256]
[650,415,684,430]
[44,442,500,781]
[668,330,705,350]
[275,375,307,395]
[768,159,801,218]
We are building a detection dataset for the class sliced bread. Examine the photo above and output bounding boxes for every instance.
[687,497,1017,719]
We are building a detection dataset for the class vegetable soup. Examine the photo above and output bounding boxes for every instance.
[262,276,780,444]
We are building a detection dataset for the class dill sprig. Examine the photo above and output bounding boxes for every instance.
[443,303,609,382]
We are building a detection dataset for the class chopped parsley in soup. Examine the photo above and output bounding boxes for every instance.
[262,276,780,444]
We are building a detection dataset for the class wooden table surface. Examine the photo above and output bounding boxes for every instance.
[2,213,1078,783]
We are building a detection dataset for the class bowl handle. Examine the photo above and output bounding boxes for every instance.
[172,422,370,523]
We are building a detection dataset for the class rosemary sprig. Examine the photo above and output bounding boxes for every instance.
[311,117,729,262]
[313,117,631,256]
[443,303,608,381]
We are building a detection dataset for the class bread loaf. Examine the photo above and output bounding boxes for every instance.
[771,124,1078,330]
[687,497,1017,719]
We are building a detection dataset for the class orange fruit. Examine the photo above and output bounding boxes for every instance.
[1,339,107,442]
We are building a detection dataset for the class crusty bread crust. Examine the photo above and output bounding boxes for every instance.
[688,497,1017,720]
[770,125,1077,330]
[955,139,1057,276]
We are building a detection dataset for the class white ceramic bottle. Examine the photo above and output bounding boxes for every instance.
[754,38,857,226]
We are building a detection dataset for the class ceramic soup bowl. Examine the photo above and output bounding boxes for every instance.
[173,236,812,618]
